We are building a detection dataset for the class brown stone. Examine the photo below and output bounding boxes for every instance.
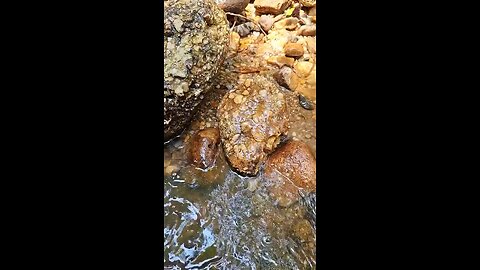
[258,15,275,32]
[284,42,304,57]
[264,140,316,207]
[188,127,221,169]
[298,25,316,36]
[216,0,250,14]
[254,0,292,15]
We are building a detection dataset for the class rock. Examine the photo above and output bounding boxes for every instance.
[284,42,304,57]
[299,0,316,8]
[273,17,299,30]
[273,66,295,89]
[217,74,289,176]
[264,140,316,207]
[164,0,229,141]
[259,15,275,32]
[216,0,250,14]
[235,23,251,37]
[254,0,292,15]
[267,55,295,68]
[297,24,316,36]
[188,127,221,169]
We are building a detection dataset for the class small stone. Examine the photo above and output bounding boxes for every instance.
[242,90,250,95]
[173,18,183,32]
[254,0,292,15]
[297,25,316,36]
[259,90,267,96]
[284,42,304,57]
[234,95,244,104]
[235,23,251,37]
[229,93,236,99]
[216,0,250,14]
[259,15,275,32]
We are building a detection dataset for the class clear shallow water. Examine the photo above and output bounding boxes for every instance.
[164,155,316,269]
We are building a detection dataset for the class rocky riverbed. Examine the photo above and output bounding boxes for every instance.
[164,0,317,268]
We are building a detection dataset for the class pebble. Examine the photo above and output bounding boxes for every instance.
[217,0,250,14]
[284,42,304,57]
[234,95,244,104]
[297,25,316,36]
[254,0,292,15]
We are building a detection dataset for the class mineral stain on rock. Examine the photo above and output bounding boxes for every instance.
[164,0,230,141]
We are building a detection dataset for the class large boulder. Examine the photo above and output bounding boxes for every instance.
[164,0,229,141]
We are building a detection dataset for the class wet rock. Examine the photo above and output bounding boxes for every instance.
[216,0,250,14]
[218,74,289,176]
[267,55,295,68]
[164,0,230,141]
[258,15,275,32]
[273,17,299,30]
[284,42,304,57]
[188,127,221,169]
[264,140,316,207]
[297,24,316,36]
[299,0,316,8]
[254,0,292,15]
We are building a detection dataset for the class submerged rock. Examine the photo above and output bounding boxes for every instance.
[217,74,289,176]
[264,140,316,207]
[164,0,229,141]
[188,127,221,170]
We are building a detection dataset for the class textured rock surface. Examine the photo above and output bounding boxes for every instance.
[216,0,250,14]
[217,74,289,176]
[164,0,229,141]
[264,140,316,207]
[254,0,292,15]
